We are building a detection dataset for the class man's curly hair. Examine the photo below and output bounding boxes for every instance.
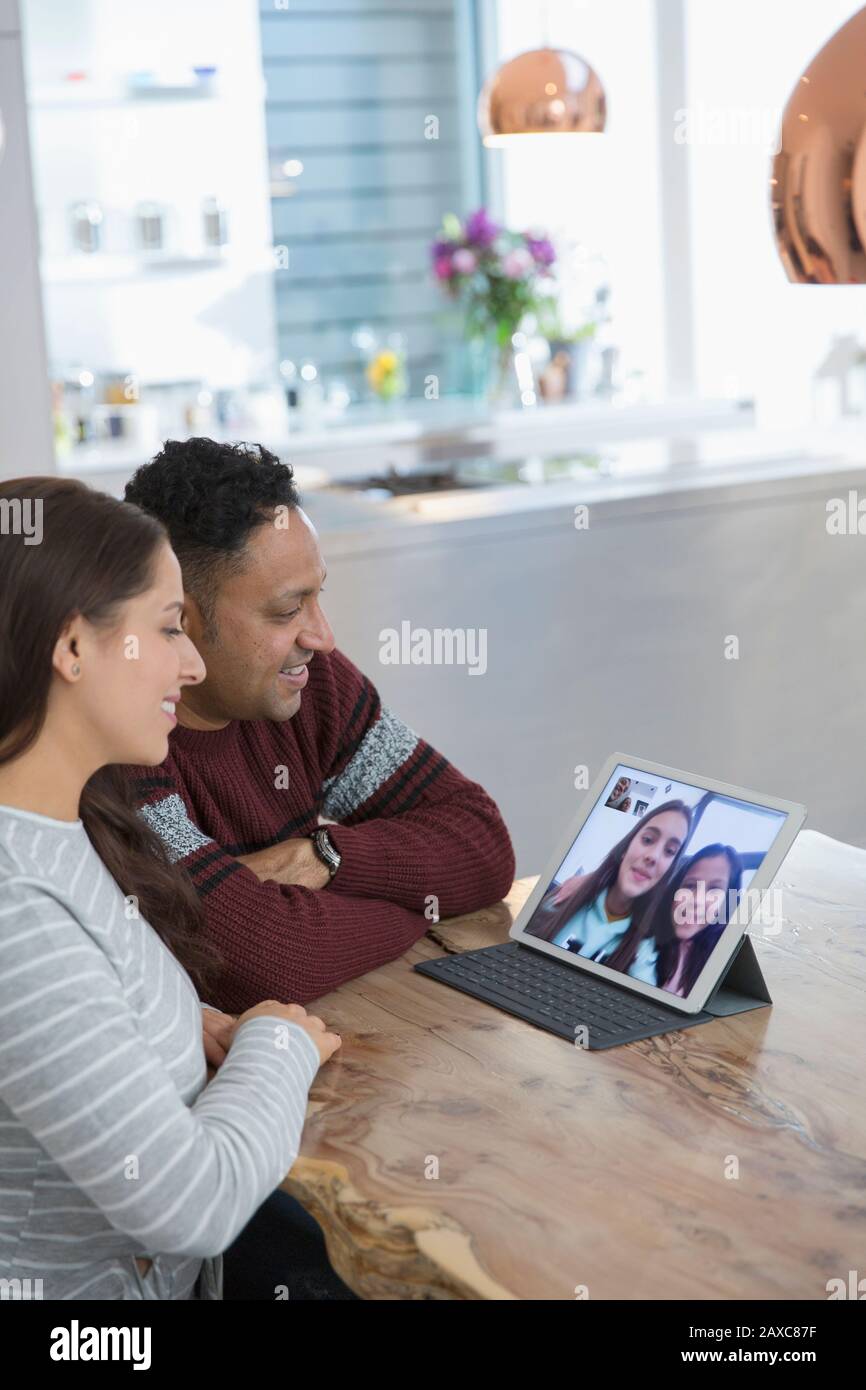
[124,438,301,636]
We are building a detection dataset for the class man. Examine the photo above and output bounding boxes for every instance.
[124,436,516,1015]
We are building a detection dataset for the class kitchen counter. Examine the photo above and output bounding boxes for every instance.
[301,422,866,554]
[59,393,753,487]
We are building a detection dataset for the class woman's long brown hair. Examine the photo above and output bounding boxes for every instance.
[652,843,743,996]
[0,476,219,995]
[526,800,693,974]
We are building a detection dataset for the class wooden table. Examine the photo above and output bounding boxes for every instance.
[281,829,866,1300]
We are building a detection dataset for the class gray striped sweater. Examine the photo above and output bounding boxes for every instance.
[0,804,320,1300]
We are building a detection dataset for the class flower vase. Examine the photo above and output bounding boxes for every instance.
[487,335,521,409]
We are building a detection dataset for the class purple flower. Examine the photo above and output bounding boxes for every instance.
[526,234,556,267]
[464,207,500,248]
[452,247,478,274]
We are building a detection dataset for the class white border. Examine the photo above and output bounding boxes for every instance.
[509,752,806,1015]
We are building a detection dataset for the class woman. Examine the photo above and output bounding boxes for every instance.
[0,477,340,1300]
[525,801,692,984]
[652,844,743,997]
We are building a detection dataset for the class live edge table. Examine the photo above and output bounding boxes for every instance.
[280,829,866,1300]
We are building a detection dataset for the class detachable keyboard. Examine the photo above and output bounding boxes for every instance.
[415,940,712,1050]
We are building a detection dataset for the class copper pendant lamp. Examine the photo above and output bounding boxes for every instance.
[772,4,866,283]
[478,46,606,146]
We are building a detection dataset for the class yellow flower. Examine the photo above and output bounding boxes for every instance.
[367,350,401,390]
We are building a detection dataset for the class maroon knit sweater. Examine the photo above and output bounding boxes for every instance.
[127,646,515,1013]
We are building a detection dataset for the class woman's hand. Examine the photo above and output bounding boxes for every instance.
[202,1005,238,1078]
[234,1000,341,1068]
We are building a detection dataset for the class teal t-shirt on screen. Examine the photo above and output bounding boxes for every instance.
[550,889,658,985]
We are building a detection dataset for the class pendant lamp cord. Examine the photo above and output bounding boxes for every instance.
[542,0,553,48]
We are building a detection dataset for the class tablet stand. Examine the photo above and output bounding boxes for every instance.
[700,933,772,1017]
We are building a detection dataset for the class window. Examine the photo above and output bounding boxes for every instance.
[488,0,667,399]
[683,0,866,425]
[259,0,484,399]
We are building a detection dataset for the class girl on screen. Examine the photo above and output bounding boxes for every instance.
[652,844,743,997]
[525,801,692,984]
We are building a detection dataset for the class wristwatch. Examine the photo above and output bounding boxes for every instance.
[311,827,341,879]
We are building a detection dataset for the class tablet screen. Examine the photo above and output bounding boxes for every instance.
[522,762,789,1000]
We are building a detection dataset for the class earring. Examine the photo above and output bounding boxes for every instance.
[71,663,80,676]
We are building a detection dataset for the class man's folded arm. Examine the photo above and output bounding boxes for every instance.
[324,756,515,916]
[132,782,430,1014]
[314,649,516,916]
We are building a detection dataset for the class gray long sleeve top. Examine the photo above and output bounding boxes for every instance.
[0,804,321,1300]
